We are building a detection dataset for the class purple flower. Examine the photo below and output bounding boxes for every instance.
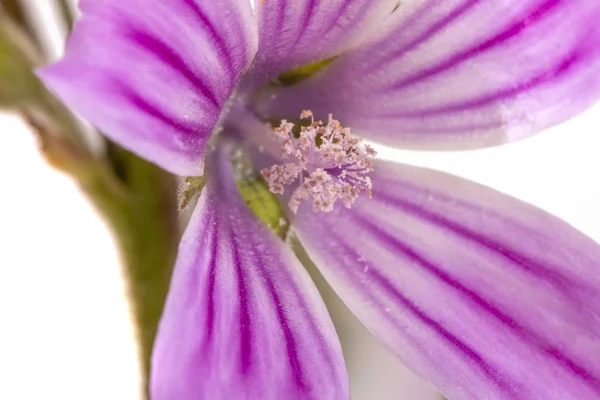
[39,1,600,399]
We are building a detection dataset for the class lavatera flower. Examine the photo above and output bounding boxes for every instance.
[40,1,600,399]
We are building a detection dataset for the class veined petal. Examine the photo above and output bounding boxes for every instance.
[292,159,600,399]
[38,0,257,175]
[258,0,600,150]
[150,145,348,400]
[244,0,397,87]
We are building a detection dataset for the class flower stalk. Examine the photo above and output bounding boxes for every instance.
[102,144,178,389]
[1,9,179,396]
[22,105,179,398]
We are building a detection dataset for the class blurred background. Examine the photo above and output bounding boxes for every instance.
[1,1,600,399]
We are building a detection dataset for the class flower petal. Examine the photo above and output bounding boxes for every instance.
[244,0,397,87]
[150,145,348,399]
[38,0,257,175]
[292,160,600,399]
[258,0,600,150]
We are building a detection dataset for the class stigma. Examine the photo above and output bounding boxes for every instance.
[261,110,376,213]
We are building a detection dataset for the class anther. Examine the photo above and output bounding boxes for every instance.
[261,111,376,213]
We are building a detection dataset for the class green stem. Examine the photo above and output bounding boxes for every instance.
[24,111,179,397]
[5,11,179,395]
[70,152,178,397]
[107,146,179,387]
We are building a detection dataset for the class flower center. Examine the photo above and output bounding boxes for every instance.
[261,110,376,213]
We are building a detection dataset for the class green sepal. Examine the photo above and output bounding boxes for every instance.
[177,176,206,213]
[269,56,337,87]
[236,175,290,240]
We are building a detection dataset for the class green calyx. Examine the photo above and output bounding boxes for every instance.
[179,157,289,240]
[177,176,206,213]
[269,56,337,87]
[236,175,289,240]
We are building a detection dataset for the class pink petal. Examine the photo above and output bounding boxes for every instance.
[292,159,600,399]
[151,145,348,399]
[243,0,397,88]
[258,0,600,150]
[38,0,257,175]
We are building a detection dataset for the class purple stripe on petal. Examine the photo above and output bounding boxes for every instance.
[203,227,218,345]
[181,0,233,69]
[150,145,348,400]
[378,50,581,119]
[39,0,257,176]
[292,159,600,399]
[351,213,600,393]
[369,189,600,389]
[375,191,582,294]
[324,227,527,399]
[371,175,600,304]
[244,0,397,89]
[293,0,318,47]
[108,77,207,137]
[385,0,561,91]
[378,0,479,68]
[318,0,354,40]
[258,0,600,151]
[122,28,220,106]
[233,243,253,372]
[250,247,306,390]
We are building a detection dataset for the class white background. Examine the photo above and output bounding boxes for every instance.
[1,1,600,399]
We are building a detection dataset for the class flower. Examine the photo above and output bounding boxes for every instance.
[39,1,600,399]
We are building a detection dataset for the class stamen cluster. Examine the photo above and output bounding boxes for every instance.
[261,110,376,213]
